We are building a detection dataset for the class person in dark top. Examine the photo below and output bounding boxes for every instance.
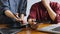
[0,0,27,28]
[27,0,60,28]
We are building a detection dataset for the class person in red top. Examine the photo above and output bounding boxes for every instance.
[27,0,60,27]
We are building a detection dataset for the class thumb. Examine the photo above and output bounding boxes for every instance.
[15,13,19,18]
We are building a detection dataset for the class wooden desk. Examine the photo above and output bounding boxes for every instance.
[16,24,51,34]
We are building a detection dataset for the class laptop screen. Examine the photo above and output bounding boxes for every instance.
[52,27,60,31]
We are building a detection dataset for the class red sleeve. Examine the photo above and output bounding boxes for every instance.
[55,3,60,23]
[28,3,38,19]
[51,2,60,23]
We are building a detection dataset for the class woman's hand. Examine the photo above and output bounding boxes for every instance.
[28,18,37,25]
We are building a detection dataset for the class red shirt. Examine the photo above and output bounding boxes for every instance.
[28,2,60,23]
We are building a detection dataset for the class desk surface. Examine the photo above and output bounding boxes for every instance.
[0,24,51,34]
[16,24,51,34]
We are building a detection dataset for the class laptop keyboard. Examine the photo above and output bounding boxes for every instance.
[52,27,60,31]
[37,24,60,31]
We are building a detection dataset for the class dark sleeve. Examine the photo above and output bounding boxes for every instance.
[19,0,27,16]
[27,4,37,19]
[51,2,60,23]
[0,0,9,15]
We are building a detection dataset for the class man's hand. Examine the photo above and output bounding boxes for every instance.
[15,18,21,22]
[15,13,25,24]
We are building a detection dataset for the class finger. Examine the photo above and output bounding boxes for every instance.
[15,13,19,18]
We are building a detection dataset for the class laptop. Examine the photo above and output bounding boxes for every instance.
[37,24,60,34]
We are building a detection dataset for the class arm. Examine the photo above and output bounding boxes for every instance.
[42,0,56,21]
[19,0,27,18]
[0,0,18,20]
[15,0,27,24]
[4,10,17,20]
